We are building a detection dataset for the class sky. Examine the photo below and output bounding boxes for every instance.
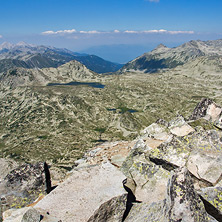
[1,0,222,63]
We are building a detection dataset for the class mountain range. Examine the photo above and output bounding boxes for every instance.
[0,42,123,74]
[120,39,222,73]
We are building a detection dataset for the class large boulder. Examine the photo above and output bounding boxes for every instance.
[121,138,171,204]
[147,127,222,187]
[164,167,211,222]
[35,162,126,222]
[2,207,61,222]
[87,194,128,222]
[3,207,41,222]
[124,168,217,222]
[189,98,222,129]
[189,98,222,121]
[168,115,195,137]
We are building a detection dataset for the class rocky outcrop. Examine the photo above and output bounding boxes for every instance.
[119,99,222,221]
[189,98,222,122]
[164,167,211,221]
[124,167,216,222]
[2,99,222,221]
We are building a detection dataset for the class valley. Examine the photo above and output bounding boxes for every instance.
[0,55,221,168]
[0,39,222,169]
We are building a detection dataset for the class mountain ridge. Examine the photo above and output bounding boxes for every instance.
[0,42,123,74]
[120,39,222,73]
[0,59,98,89]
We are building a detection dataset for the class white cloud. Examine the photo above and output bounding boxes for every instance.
[41,29,194,36]
[42,29,76,35]
[0,35,2,38]
[124,30,139,34]
[168,30,194,34]
[124,29,194,34]
[143,29,167,33]
[79,30,100,34]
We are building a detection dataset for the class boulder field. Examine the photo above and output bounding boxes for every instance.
[1,98,222,222]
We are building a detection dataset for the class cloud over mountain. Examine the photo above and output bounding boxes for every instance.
[41,29,194,36]
[42,29,77,35]
[124,29,194,34]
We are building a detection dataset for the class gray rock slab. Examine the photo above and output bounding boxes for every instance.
[125,167,216,222]
[35,162,126,222]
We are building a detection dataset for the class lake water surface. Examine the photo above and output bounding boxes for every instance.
[47,81,105,88]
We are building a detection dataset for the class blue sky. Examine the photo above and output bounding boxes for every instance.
[1,0,222,62]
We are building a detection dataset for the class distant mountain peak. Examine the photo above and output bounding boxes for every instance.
[181,40,200,49]
[0,42,14,50]
[0,41,35,50]
[151,43,169,53]
[156,43,168,49]
[16,41,35,47]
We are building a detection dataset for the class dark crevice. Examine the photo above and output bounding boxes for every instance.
[44,162,57,194]
[122,179,141,222]
[199,195,222,222]
[149,157,178,171]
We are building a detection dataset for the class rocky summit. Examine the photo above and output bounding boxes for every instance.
[2,98,222,221]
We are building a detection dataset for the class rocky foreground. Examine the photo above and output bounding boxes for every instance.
[1,98,222,221]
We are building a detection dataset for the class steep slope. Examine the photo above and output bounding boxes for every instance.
[0,60,98,88]
[120,39,222,73]
[0,42,122,73]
